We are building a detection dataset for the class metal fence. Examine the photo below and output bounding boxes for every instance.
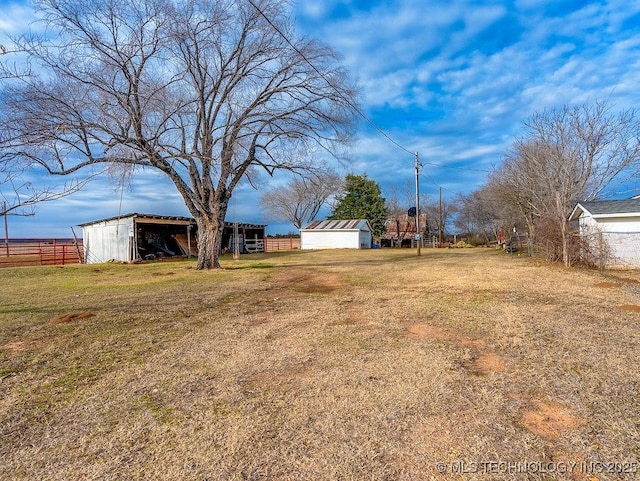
[0,236,301,267]
[0,239,84,267]
[264,237,300,251]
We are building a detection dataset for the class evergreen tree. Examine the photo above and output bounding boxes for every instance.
[330,174,387,238]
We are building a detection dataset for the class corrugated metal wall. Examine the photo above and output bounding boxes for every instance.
[83,218,134,264]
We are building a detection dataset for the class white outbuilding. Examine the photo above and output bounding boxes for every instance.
[79,213,266,264]
[569,198,640,268]
[300,219,373,250]
[79,213,196,264]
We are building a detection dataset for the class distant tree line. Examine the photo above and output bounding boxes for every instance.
[264,100,640,266]
[454,100,640,265]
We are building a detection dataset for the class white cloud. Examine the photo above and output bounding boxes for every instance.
[6,0,640,237]
[0,1,42,35]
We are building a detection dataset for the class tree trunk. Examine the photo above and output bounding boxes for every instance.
[556,191,571,267]
[525,221,535,257]
[561,217,570,266]
[195,198,229,269]
[195,217,216,270]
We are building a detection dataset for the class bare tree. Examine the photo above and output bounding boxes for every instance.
[424,195,452,245]
[260,170,342,229]
[498,101,640,265]
[490,146,543,256]
[1,173,94,217]
[0,0,357,268]
[2,43,97,220]
[383,184,412,247]
[453,189,500,245]
[383,183,431,247]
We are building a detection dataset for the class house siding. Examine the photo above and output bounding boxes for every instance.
[300,219,372,250]
[574,206,640,268]
[301,230,360,249]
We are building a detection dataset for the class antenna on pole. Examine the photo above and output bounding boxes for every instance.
[415,152,421,256]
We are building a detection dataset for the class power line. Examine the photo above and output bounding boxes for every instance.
[247,0,415,157]
[422,160,490,173]
[422,170,461,196]
[248,0,491,176]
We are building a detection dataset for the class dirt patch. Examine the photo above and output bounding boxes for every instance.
[618,305,640,313]
[272,269,342,294]
[594,282,620,288]
[463,352,505,374]
[50,312,96,324]
[407,324,451,340]
[409,324,501,375]
[521,401,579,441]
[607,275,640,285]
[0,341,26,352]
[344,304,370,325]
[151,272,175,277]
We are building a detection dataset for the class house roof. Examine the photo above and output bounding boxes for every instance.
[569,199,640,221]
[78,213,265,229]
[301,219,372,231]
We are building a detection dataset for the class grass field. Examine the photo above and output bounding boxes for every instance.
[1,248,639,480]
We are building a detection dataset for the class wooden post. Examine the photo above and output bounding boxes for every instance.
[187,225,192,258]
[71,227,83,263]
[3,201,8,257]
[233,223,240,260]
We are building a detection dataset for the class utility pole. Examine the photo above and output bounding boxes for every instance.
[439,187,443,247]
[415,152,421,256]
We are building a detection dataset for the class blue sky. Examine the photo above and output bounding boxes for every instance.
[2,0,640,238]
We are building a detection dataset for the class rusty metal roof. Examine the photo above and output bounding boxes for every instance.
[301,219,371,231]
[78,213,266,229]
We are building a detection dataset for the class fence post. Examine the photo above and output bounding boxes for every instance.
[2,201,8,257]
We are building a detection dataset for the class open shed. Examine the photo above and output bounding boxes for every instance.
[300,219,372,250]
[569,198,640,267]
[79,213,265,264]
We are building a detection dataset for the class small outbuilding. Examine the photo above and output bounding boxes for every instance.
[300,219,372,250]
[79,213,265,264]
[569,198,640,268]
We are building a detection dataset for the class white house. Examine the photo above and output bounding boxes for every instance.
[569,198,640,267]
[300,219,373,250]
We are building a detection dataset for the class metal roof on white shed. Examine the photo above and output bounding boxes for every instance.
[301,219,371,231]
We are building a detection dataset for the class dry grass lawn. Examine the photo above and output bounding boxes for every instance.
[1,248,639,480]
